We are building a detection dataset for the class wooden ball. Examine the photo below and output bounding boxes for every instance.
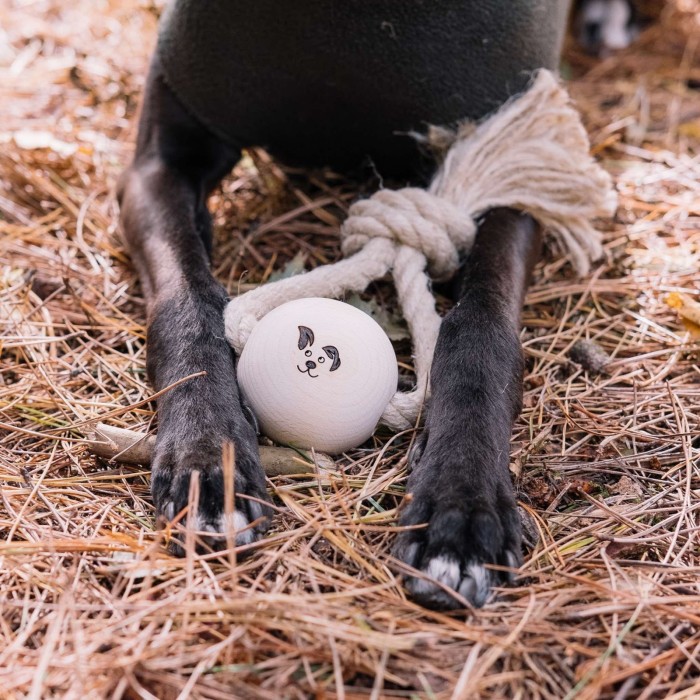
[237,298,398,454]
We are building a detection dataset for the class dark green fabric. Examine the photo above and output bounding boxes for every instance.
[157,0,570,169]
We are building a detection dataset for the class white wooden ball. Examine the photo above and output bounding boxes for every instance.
[237,298,398,454]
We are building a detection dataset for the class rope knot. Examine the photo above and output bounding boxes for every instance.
[341,188,476,280]
[224,69,616,432]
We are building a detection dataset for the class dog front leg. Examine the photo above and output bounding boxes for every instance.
[118,71,270,552]
[394,208,542,608]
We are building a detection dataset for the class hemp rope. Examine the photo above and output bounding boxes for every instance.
[224,70,617,430]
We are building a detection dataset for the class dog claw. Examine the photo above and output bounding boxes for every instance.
[394,498,522,609]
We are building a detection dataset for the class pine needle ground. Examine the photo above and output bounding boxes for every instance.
[1,2,700,697]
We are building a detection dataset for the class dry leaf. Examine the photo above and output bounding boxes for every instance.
[666,291,700,336]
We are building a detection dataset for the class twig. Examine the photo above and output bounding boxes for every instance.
[85,423,335,475]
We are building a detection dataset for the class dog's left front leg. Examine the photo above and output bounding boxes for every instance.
[394,207,542,609]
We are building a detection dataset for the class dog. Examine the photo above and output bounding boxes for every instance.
[117,0,623,610]
[573,0,649,54]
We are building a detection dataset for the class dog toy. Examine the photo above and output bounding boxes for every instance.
[224,69,617,433]
[237,298,397,453]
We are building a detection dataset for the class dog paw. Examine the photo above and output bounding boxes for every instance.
[151,432,271,555]
[393,490,522,609]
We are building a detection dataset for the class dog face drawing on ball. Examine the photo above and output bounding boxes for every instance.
[296,325,341,379]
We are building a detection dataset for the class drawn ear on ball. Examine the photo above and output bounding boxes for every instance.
[322,345,341,372]
[298,325,315,350]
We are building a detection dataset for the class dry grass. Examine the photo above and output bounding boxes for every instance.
[2,1,700,697]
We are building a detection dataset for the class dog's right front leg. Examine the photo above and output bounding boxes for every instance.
[118,73,270,553]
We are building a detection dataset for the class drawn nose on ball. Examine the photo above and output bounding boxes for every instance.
[305,360,316,370]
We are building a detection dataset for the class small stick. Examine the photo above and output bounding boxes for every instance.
[86,423,334,475]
